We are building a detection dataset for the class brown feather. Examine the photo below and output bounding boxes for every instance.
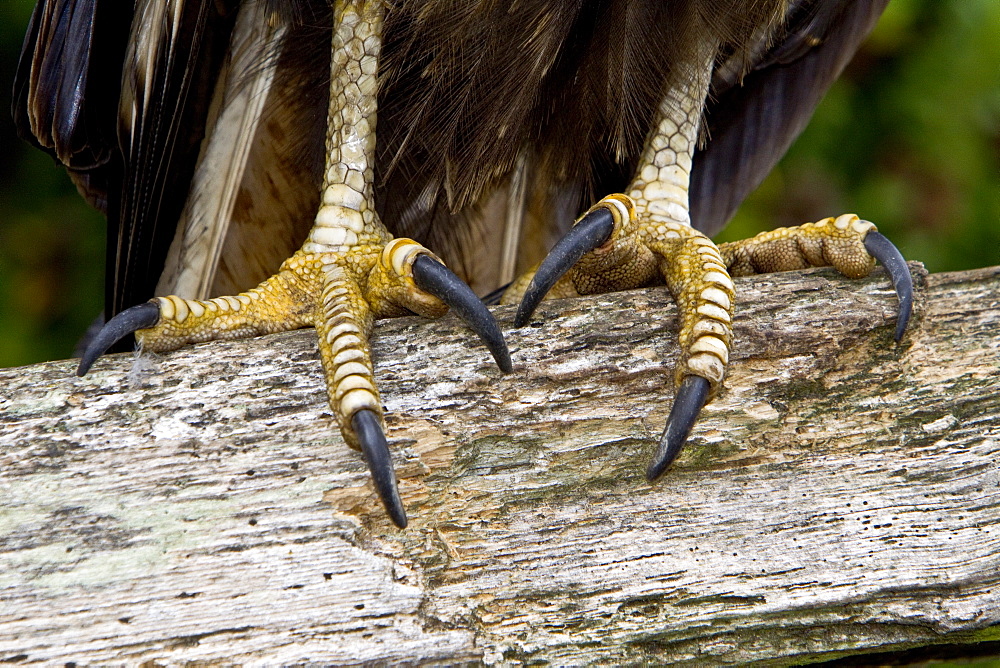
[376,0,788,287]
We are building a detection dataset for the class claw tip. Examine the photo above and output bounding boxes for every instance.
[410,255,512,375]
[863,229,913,343]
[74,302,161,377]
[494,347,514,374]
[389,507,409,529]
[352,409,408,529]
[513,207,615,330]
[647,376,710,482]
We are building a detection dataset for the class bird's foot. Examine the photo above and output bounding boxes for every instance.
[504,194,736,479]
[719,214,913,340]
[78,239,511,528]
[505,201,913,479]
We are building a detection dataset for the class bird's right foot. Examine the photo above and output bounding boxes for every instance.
[76,0,512,529]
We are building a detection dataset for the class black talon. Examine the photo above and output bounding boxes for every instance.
[353,409,408,529]
[411,254,512,373]
[514,207,615,327]
[76,301,161,377]
[646,375,710,482]
[863,229,913,342]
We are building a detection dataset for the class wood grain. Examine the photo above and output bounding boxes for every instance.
[2,264,999,664]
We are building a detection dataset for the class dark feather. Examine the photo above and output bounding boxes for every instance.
[13,0,121,168]
[690,0,890,236]
[111,0,238,316]
[12,0,132,211]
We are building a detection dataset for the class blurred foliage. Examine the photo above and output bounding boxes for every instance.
[1,0,106,368]
[717,0,1000,273]
[1,0,998,368]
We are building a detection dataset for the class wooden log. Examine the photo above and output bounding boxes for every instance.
[1,264,998,664]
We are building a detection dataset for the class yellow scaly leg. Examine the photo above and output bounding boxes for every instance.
[78,0,510,529]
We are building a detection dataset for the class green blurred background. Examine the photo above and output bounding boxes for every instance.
[1,0,998,369]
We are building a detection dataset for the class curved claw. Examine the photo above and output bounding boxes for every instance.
[411,254,513,373]
[862,230,913,342]
[646,375,710,482]
[352,409,408,529]
[76,301,161,377]
[513,207,615,327]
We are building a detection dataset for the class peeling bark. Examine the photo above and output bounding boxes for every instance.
[1,264,999,665]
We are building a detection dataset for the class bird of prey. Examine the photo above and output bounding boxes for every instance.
[14,0,911,528]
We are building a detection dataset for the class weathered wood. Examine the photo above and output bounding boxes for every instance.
[1,264,998,665]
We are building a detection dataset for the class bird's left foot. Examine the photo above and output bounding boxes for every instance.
[505,45,913,480]
[718,215,913,342]
[506,197,912,479]
[504,193,736,480]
